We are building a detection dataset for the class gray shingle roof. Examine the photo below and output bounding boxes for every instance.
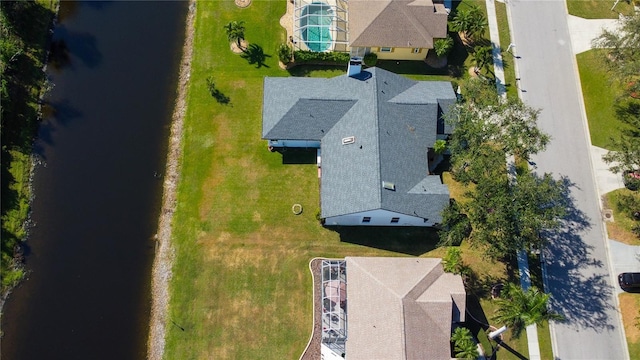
[262,67,456,222]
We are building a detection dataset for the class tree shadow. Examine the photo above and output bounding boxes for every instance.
[210,89,231,105]
[327,226,439,256]
[240,43,271,68]
[541,176,617,331]
[50,25,102,69]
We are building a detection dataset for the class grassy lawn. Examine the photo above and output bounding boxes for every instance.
[576,49,629,150]
[603,189,640,245]
[495,1,518,99]
[566,0,634,19]
[164,1,450,358]
[164,1,537,358]
[620,293,640,359]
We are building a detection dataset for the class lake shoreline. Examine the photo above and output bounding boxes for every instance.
[146,1,196,359]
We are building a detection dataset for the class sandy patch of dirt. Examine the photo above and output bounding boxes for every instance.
[619,293,640,342]
[231,39,248,54]
[146,1,196,359]
[235,0,251,8]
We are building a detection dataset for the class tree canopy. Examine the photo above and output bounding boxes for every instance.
[450,5,487,43]
[493,283,563,336]
[593,12,640,98]
[224,20,246,48]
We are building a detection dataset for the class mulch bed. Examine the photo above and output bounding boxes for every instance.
[300,258,323,360]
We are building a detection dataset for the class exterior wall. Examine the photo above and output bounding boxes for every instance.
[324,209,435,227]
[373,47,429,61]
[268,139,321,148]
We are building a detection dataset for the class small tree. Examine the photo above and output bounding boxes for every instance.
[434,139,447,154]
[277,43,292,64]
[434,35,454,58]
[493,283,564,336]
[450,5,487,43]
[451,327,479,360]
[224,20,246,49]
[439,200,472,246]
[206,76,216,96]
[471,45,493,74]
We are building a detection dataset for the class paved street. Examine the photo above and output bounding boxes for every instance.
[507,1,629,359]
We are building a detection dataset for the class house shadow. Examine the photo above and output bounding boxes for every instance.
[327,226,439,256]
[274,148,317,165]
[540,176,617,331]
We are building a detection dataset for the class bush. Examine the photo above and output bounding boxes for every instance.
[277,43,292,64]
[293,50,350,64]
[434,35,454,58]
[434,139,447,154]
[623,171,640,191]
[364,52,378,66]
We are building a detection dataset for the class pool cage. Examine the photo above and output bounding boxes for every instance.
[321,259,347,355]
[293,0,349,52]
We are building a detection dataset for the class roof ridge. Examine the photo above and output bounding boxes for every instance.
[373,69,383,209]
[397,1,433,46]
[350,0,393,46]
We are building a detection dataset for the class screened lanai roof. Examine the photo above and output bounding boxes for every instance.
[293,0,349,52]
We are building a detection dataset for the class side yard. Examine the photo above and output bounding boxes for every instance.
[164,0,554,358]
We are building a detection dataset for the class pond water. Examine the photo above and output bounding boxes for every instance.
[1,2,187,359]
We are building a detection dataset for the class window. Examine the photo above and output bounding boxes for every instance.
[379,47,393,53]
[391,217,400,223]
[412,48,421,53]
[362,217,371,223]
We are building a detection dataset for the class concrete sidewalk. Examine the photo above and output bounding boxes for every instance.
[485,1,541,359]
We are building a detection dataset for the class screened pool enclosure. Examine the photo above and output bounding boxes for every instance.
[293,0,348,52]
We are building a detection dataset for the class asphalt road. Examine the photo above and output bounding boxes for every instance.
[507,1,629,359]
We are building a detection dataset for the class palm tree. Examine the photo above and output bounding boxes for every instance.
[450,5,487,43]
[224,20,246,49]
[471,45,493,74]
[450,327,479,360]
[493,283,563,336]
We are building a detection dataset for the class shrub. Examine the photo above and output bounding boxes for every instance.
[434,35,454,58]
[363,52,378,66]
[293,50,350,64]
[434,139,447,154]
[277,43,292,64]
[623,171,640,191]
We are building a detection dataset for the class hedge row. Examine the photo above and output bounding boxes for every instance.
[293,50,351,64]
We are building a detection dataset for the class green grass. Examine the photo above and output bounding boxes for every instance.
[495,1,518,99]
[576,50,628,150]
[566,0,634,19]
[164,1,535,358]
[604,189,640,245]
[619,293,640,359]
[164,1,448,358]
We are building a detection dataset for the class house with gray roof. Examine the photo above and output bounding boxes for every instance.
[319,257,466,360]
[262,66,455,227]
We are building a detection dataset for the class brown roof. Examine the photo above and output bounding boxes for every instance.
[349,0,448,48]
[345,257,466,360]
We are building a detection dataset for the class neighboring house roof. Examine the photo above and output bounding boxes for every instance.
[345,257,466,360]
[348,0,448,49]
[262,67,455,222]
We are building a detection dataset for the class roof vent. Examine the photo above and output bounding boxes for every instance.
[342,136,355,145]
[382,181,396,191]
